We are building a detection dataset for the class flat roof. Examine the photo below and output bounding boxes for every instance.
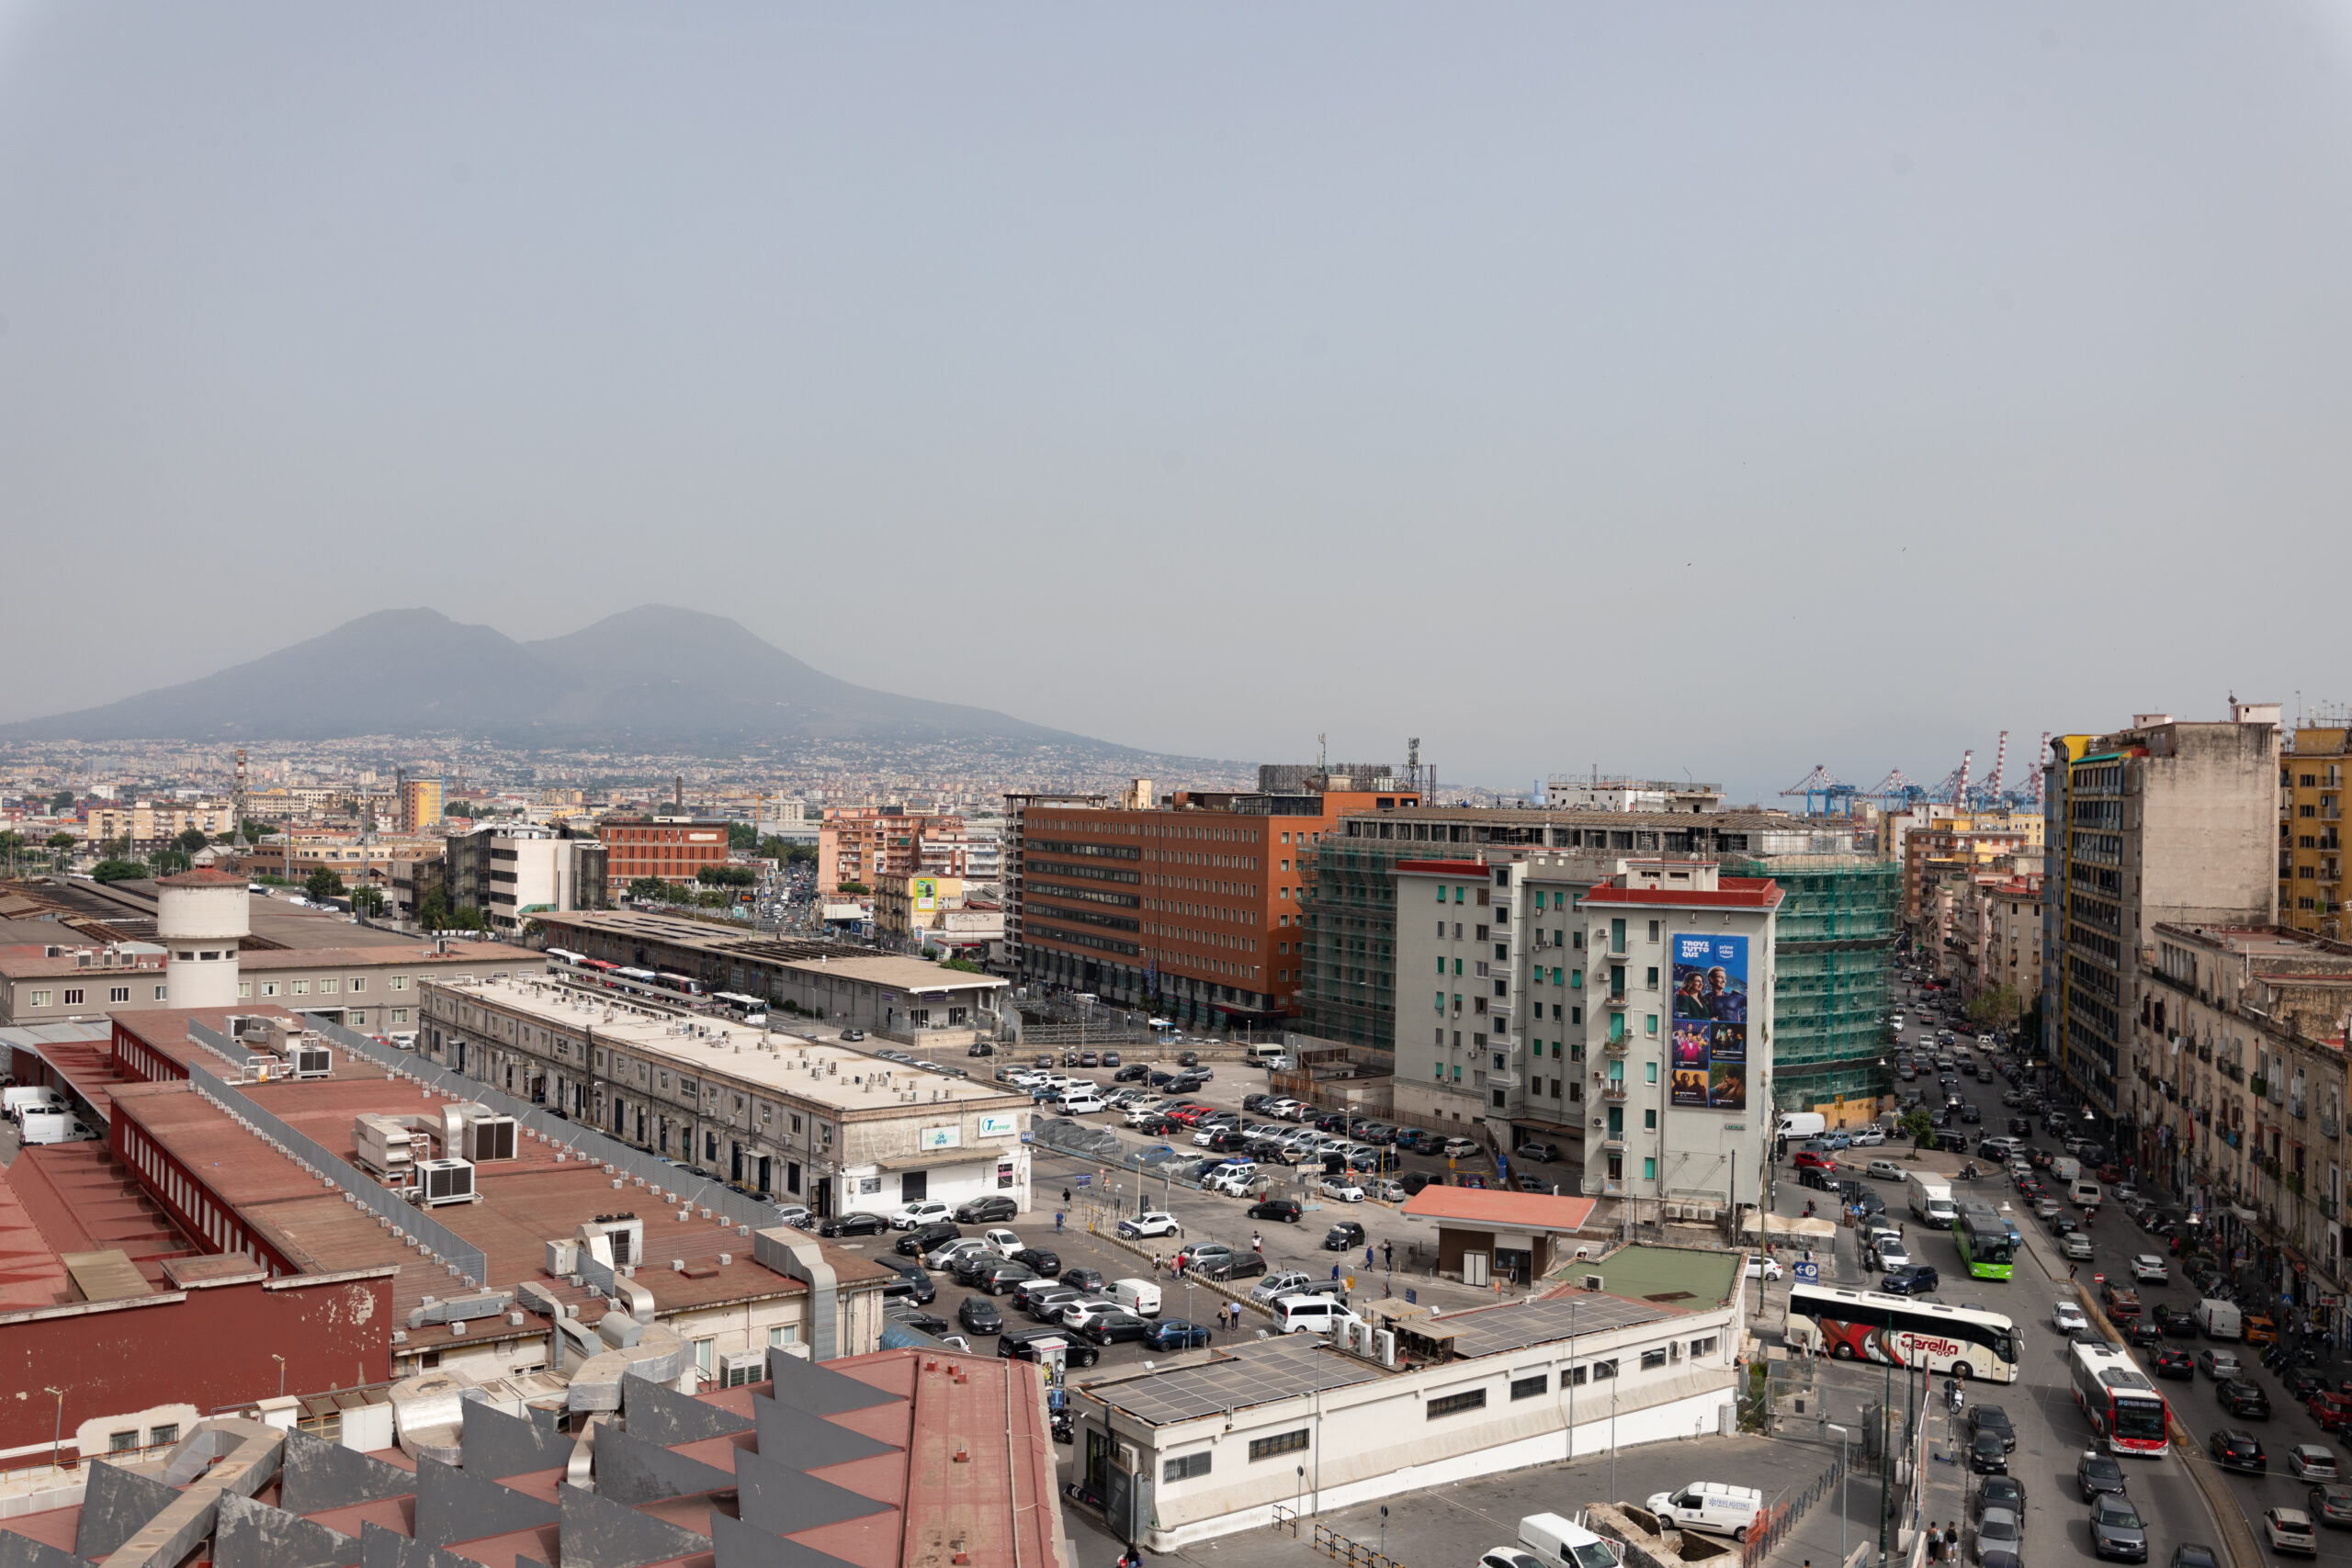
[1552,1243,1744,1309]
[1578,877,1784,910]
[430,974,1026,1116]
[1399,1188,1599,1235]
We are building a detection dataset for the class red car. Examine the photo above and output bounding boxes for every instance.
[1166,1105,1211,1124]
[2311,1393,2352,1434]
[2098,1164,2124,1184]
[1793,1152,1838,1172]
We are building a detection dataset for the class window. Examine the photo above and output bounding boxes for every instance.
[62,988,83,1006]
[108,1430,140,1453]
[1647,919,1660,942]
[1645,1063,1658,1085]
[318,978,339,994]
[1566,1365,1589,1386]
[149,1424,179,1447]
[1249,1429,1309,1461]
[1641,1348,1668,1371]
[1428,1389,1487,1418]
[1645,967,1658,988]
[390,976,408,990]
[391,1009,408,1024]
[1510,1373,1549,1401]
[28,990,50,1008]
[1644,1109,1657,1129]
[349,977,366,993]
[1645,1014,1658,1036]
[1163,1451,1213,1482]
[154,986,167,999]
[768,1325,801,1347]
[237,982,252,998]
[1690,1337,1717,1358]
[1589,1359,1618,1380]
[1643,1157,1657,1180]
[109,986,130,1003]
[290,980,309,995]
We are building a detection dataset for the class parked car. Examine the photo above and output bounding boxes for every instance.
[954,1195,1019,1224]
[1514,1142,1561,1163]
[1080,1311,1152,1346]
[1144,1318,1215,1351]
[957,1296,1004,1335]
[818,1211,890,1238]
[1323,1221,1367,1251]
[1969,1405,2016,1452]
[898,1221,963,1257]
[1117,1212,1182,1238]
[1969,1429,2007,1474]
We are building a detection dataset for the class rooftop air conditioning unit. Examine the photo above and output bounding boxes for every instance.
[415,1158,477,1206]
[718,1348,766,1388]
[293,1043,334,1078]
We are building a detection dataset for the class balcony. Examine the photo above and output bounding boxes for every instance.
[1600,1136,1627,1152]
[2324,1113,2341,1139]
[1602,1037,1628,1055]
[2251,1075,2268,1097]
[1599,1082,1629,1102]
[1605,995,1629,1011]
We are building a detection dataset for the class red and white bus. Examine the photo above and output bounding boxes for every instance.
[1786,1284,2020,1383]
[2069,1340,2170,1455]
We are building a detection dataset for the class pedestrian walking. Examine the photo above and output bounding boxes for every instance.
[1925,1524,1940,1563]
[1056,1211,1066,1234]
[1063,1188,1072,1206]
[1365,1245,1376,1269]
[1383,1239,1394,1271]
[1252,1231,1263,1255]
[1331,1262,1342,1282]
[1943,1525,1958,1560]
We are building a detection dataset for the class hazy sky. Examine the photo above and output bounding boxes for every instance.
[5,5,2350,797]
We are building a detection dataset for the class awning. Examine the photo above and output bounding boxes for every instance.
[1738,1213,1839,1242]
[875,1148,999,1172]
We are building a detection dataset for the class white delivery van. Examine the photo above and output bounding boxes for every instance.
[2196,1298,2243,1339]
[1905,1172,1956,1225]
[1518,1513,1623,1568]
[2,1087,65,1123]
[1110,1279,1162,1318]
[1272,1295,1363,1336]
[1055,1089,1108,1114]
[1244,1043,1290,1068]
[1645,1483,1765,1540]
[1777,1112,1826,1141]
[2050,1156,2082,1183]
[2071,1180,2104,1208]
[18,1111,98,1145]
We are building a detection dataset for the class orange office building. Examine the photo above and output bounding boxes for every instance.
[1008,766,1421,1028]
[598,817,730,896]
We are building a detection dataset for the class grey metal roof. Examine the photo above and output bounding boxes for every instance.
[1430,1292,1675,1359]
[0,1022,113,1047]
[1088,1334,1386,1425]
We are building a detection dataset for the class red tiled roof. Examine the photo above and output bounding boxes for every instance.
[1578,875,1783,909]
[1399,1187,1600,1233]
[0,1159,72,1311]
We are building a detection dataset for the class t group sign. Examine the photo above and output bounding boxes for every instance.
[1668,932,1749,1112]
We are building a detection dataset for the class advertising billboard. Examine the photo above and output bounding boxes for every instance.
[915,878,938,913]
[1669,933,1749,1111]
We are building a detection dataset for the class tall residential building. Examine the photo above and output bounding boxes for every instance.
[1303,805,1891,1110]
[1392,856,1779,1214]
[2281,721,2351,941]
[397,776,444,835]
[817,807,963,893]
[442,823,607,932]
[1002,768,1419,1027]
[2044,705,2281,1118]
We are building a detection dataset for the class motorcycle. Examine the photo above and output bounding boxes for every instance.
[1943,1377,1965,1417]
[1051,1410,1074,1445]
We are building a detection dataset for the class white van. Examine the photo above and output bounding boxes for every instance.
[1055,1089,1108,1114]
[1517,1513,1623,1568]
[3,1086,65,1122]
[1776,1112,1826,1140]
[18,1111,98,1145]
[1110,1278,1162,1319]
[1272,1295,1362,1336]
[1244,1043,1290,1068]
[2196,1298,2243,1340]
[1645,1483,1764,1540]
[2051,1156,2082,1183]
[2071,1180,2104,1208]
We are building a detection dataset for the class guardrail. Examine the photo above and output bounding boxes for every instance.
[186,1024,490,1287]
[1737,1455,1845,1568]
[304,1015,783,1237]
[1310,1521,1405,1568]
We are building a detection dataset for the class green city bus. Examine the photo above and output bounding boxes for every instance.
[1954,1213,2015,1280]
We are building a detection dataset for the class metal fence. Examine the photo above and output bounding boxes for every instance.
[305,1014,784,1236]
[1738,1455,1847,1568]
[185,1024,490,1288]
[1310,1521,1405,1568]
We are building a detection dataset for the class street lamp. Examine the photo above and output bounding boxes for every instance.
[1823,1422,1852,1568]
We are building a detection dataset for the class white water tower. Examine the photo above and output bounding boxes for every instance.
[157,868,250,1010]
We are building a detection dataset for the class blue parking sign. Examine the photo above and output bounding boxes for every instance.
[1406,1289,1418,1304]
[1075,1173,1092,1187]
[1792,1261,1820,1284]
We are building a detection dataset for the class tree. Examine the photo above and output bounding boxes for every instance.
[451,904,489,931]
[351,887,387,917]
[628,876,672,901]
[729,821,758,851]
[941,956,984,974]
[45,832,74,850]
[758,838,817,864]
[445,801,477,819]
[837,881,870,896]
[1966,984,2024,1031]
[91,858,149,884]
[175,828,210,854]
[696,864,754,887]
[49,790,74,813]
[305,867,347,902]
[419,889,452,931]
[1899,1108,1937,1146]
[240,820,276,845]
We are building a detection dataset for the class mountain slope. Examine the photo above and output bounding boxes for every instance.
[2,605,1104,750]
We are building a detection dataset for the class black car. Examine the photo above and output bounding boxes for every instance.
[1323,1222,1366,1251]
[1012,1247,1062,1278]
[1882,1264,1939,1295]
[1206,1129,1253,1153]
[2089,1494,2148,1562]
[888,1309,951,1336]
[1114,1065,1148,1082]
[2007,1117,2030,1135]
[1060,1267,1106,1293]
[957,1296,1004,1334]
[1969,1429,2007,1473]
[1975,1476,2026,1518]
[997,1327,1101,1367]
[2285,1367,2331,1402]
[2153,1348,2197,1380]
[1957,1104,1982,1123]
[1969,1405,2016,1452]
[954,1195,1019,1224]
[1082,1311,1152,1345]
[975,1260,1038,1295]
[882,1259,936,1304]
[2126,1320,2165,1349]
[2219,1379,2272,1418]
[819,1211,890,1238]
[950,1250,1001,1286]
[898,1222,963,1257]
[1178,1052,1200,1066]
[2077,1452,2129,1500]
[2209,1427,2267,1473]
[1144,1318,1215,1352]
[1196,1252,1268,1282]
[2153,1303,2201,1338]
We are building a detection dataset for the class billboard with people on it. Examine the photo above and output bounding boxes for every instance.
[1669,933,1748,1111]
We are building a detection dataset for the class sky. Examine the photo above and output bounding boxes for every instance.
[4,4,2351,799]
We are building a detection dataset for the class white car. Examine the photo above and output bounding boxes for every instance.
[926,1236,992,1269]
[2131,1254,2168,1284]
[2289,1445,2340,1481]
[2052,1300,2088,1333]
[1441,1137,1481,1158]
[982,1227,1023,1257]
[888,1199,954,1230]
[1849,1126,1887,1147]
[1060,1298,1123,1330]
[1124,1106,1163,1127]
[1745,1256,1784,1281]
[2113,1183,2139,1203]
[2062,1234,2095,1261]
[1320,1178,1366,1202]
[1118,1211,1182,1238]
[1374,1179,1408,1202]
[1871,1236,1912,1270]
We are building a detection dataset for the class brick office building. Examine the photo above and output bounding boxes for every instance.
[598,817,730,896]
[1007,767,1420,1028]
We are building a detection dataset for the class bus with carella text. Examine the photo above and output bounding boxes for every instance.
[1785,1283,2020,1383]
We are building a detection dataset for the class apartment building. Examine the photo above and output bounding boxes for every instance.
[2138,923,2352,1298]
[0,936,537,1030]
[84,798,241,848]
[816,807,963,894]
[397,775,444,834]
[2281,722,2351,941]
[1306,805,1890,1110]
[599,816,729,895]
[1392,856,1778,1213]
[1004,767,1419,1027]
[419,973,1033,1217]
[2045,706,2280,1117]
